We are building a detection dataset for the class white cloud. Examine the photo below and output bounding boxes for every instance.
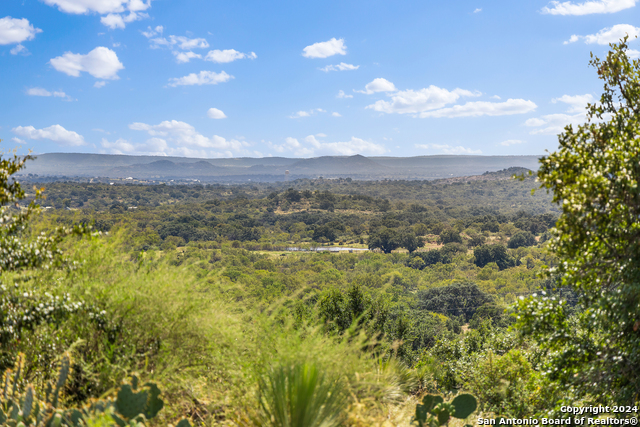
[167,70,233,87]
[10,44,27,55]
[419,98,537,118]
[320,62,359,72]
[100,137,168,156]
[205,49,256,63]
[302,38,346,58]
[525,113,585,134]
[173,51,201,63]
[565,24,640,44]
[0,17,42,45]
[357,78,397,94]
[526,93,595,134]
[474,8,482,12]
[150,35,208,50]
[26,87,71,99]
[337,90,353,99]
[542,0,636,15]
[627,48,640,58]
[94,81,107,88]
[332,112,342,117]
[141,25,163,38]
[289,108,325,119]
[366,86,479,114]
[207,108,227,119]
[500,139,526,146]
[50,46,124,79]
[272,135,386,157]
[12,124,85,146]
[552,93,594,112]
[415,143,482,155]
[100,11,146,29]
[43,0,151,29]
[128,119,249,157]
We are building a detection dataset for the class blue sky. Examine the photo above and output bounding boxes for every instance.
[1,0,639,158]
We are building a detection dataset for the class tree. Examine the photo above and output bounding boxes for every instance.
[507,231,536,249]
[516,39,640,403]
[398,228,425,253]
[473,244,514,270]
[1,151,87,273]
[367,227,399,253]
[438,228,462,244]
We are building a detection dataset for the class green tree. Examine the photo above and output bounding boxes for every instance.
[516,38,640,403]
[507,230,536,249]
[1,151,87,273]
[367,227,399,253]
[398,228,425,253]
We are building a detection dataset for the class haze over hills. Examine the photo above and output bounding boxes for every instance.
[18,153,542,182]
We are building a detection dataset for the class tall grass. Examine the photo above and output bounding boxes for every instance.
[26,231,418,424]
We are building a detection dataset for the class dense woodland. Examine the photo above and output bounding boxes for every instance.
[2,41,640,426]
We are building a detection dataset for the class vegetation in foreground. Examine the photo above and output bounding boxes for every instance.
[1,39,640,425]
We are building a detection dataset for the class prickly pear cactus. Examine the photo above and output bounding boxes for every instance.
[413,393,477,427]
[0,353,188,427]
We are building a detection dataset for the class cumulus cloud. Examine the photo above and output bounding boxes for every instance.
[357,78,397,94]
[272,135,386,157]
[320,62,359,72]
[302,38,346,58]
[150,34,209,50]
[525,113,586,134]
[12,124,85,146]
[50,46,124,79]
[289,108,325,119]
[419,99,537,118]
[26,87,71,100]
[366,86,479,114]
[500,139,526,146]
[100,137,168,156]
[332,112,342,117]
[542,0,636,15]
[205,49,257,63]
[552,94,594,112]
[415,143,482,155]
[207,108,227,119]
[337,90,353,99]
[474,8,482,12]
[525,93,594,134]
[100,10,147,29]
[141,25,163,38]
[627,48,640,58]
[167,70,233,87]
[364,83,535,118]
[565,24,640,44]
[128,119,249,157]
[0,17,42,46]
[94,81,107,88]
[43,0,151,29]
[173,51,201,63]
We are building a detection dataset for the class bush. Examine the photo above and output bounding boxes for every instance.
[507,231,536,249]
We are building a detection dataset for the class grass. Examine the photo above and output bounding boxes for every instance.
[17,231,421,425]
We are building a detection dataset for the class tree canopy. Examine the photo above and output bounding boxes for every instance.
[516,38,640,403]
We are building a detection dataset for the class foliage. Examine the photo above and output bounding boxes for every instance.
[516,38,640,403]
[413,393,477,427]
[507,231,536,249]
[253,361,347,427]
[0,151,88,274]
[418,282,494,322]
[473,244,515,270]
[0,353,183,427]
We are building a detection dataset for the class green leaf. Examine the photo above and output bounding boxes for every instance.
[451,394,477,419]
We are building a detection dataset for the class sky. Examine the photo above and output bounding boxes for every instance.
[1,0,639,159]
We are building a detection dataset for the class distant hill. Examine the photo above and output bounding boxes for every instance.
[17,153,543,182]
